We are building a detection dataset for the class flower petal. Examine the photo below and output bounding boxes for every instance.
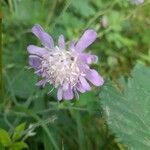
[58,35,65,49]
[34,69,43,76]
[29,55,41,69]
[76,82,86,93]
[57,87,63,101]
[32,24,54,48]
[63,87,74,100]
[79,54,98,64]
[36,79,47,87]
[79,77,91,91]
[85,69,104,86]
[69,40,76,51]
[75,29,97,52]
[27,45,48,56]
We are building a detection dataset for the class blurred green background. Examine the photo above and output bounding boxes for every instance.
[1,0,150,150]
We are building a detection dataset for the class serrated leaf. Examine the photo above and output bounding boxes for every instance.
[9,142,28,150]
[12,123,26,141]
[0,128,11,146]
[100,64,150,150]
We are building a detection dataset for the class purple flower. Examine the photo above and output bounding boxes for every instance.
[27,24,104,100]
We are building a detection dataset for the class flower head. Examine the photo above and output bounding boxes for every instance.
[27,24,104,100]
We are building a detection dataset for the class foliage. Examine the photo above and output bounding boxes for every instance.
[100,64,150,150]
[1,0,150,150]
[0,123,28,150]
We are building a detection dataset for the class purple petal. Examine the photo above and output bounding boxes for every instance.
[75,29,97,52]
[57,87,63,101]
[63,87,74,100]
[62,82,69,91]
[69,40,76,51]
[58,35,65,49]
[27,45,48,56]
[79,77,91,91]
[32,24,54,48]
[36,79,47,87]
[76,82,86,93]
[85,69,104,86]
[34,69,43,76]
[79,54,98,64]
[29,55,41,69]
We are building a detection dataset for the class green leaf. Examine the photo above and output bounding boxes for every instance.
[0,128,11,147]
[59,12,84,30]
[6,69,37,99]
[14,107,59,150]
[75,91,98,109]
[108,11,122,31]
[100,64,150,150]
[71,0,95,18]
[12,123,26,141]
[9,142,28,150]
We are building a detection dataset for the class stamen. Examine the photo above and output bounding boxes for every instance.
[41,47,83,88]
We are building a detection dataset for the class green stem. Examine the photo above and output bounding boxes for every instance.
[0,17,2,101]
[85,0,118,29]
[8,0,14,16]
[36,106,98,114]
[3,70,19,106]
[50,0,72,31]
[45,0,58,28]
[15,107,59,150]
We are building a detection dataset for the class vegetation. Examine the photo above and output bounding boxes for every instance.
[1,0,150,149]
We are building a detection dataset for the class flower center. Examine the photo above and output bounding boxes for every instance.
[41,47,84,88]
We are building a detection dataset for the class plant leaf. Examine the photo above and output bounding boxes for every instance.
[12,123,26,141]
[71,0,95,18]
[100,64,150,150]
[0,128,11,147]
[9,142,28,150]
